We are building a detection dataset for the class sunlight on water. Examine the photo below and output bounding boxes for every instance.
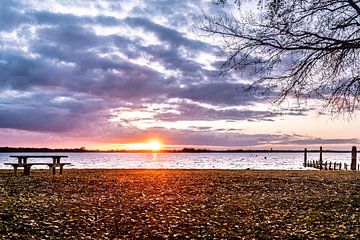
[0,152,355,170]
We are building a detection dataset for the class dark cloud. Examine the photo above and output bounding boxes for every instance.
[0,0,28,31]
[279,137,360,146]
[1,1,261,108]
[125,17,210,51]
[32,11,121,26]
[136,44,215,83]
[0,91,107,132]
[37,25,102,50]
[0,48,167,101]
[154,101,278,121]
[172,82,268,105]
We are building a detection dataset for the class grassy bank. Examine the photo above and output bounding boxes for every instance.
[0,169,359,239]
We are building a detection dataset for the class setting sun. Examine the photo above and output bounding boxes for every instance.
[147,140,162,151]
[121,140,162,151]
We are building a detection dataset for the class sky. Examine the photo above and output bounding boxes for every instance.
[0,0,359,150]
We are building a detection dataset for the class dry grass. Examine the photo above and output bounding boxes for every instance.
[0,169,359,239]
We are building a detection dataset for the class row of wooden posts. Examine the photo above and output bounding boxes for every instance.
[304,146,359,170]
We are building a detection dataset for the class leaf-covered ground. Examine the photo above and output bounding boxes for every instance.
[0,169,359,239]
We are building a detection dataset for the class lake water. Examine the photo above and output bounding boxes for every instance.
[0,152,355,170]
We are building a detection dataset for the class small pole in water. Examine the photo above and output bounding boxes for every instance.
[319,146,323,170]
[351,146,357,171]
[304,148,307,167]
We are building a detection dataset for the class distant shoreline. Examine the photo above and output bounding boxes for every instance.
[0,147,356,153]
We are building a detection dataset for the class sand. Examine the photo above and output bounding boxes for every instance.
[0,169,359,239]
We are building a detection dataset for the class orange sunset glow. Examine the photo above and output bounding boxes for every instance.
[121,140,163,151]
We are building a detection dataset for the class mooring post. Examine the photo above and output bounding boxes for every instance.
[351,146,357,170]
[304,148,307,167]
[319,146,323,170]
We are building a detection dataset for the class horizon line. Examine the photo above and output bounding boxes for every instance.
[0,146,357,153]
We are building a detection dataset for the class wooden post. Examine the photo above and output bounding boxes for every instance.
[319,146,323,170]
[304,148,307,167]
[351,146,357,170]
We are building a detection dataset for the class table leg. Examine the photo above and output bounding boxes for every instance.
[23,165,31,176]
[26,165,32,176]
[48,165,56,175]
[13,166,18,176]
[60,165,63,174]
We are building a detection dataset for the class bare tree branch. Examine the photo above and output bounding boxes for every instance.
[197,0,360,115]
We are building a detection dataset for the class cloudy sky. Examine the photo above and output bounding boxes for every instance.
[0,0,359,150]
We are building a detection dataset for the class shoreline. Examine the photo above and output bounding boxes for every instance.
[0,147,357,153]
[1,169,359,239]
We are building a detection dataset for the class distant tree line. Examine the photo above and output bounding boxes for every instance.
[0,147,90,153]
[0,147,352,153]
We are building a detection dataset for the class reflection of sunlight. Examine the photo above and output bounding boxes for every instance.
[152,152,158,162]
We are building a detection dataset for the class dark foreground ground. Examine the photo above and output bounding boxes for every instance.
[0,169,359,239]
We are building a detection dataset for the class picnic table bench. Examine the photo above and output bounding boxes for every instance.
[4,155,71,176]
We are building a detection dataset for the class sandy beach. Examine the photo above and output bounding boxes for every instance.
[0,169,359,239]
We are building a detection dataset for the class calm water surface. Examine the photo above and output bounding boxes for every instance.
[0,152,354,170]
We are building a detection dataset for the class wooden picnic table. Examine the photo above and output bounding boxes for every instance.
[4,155,71,176]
